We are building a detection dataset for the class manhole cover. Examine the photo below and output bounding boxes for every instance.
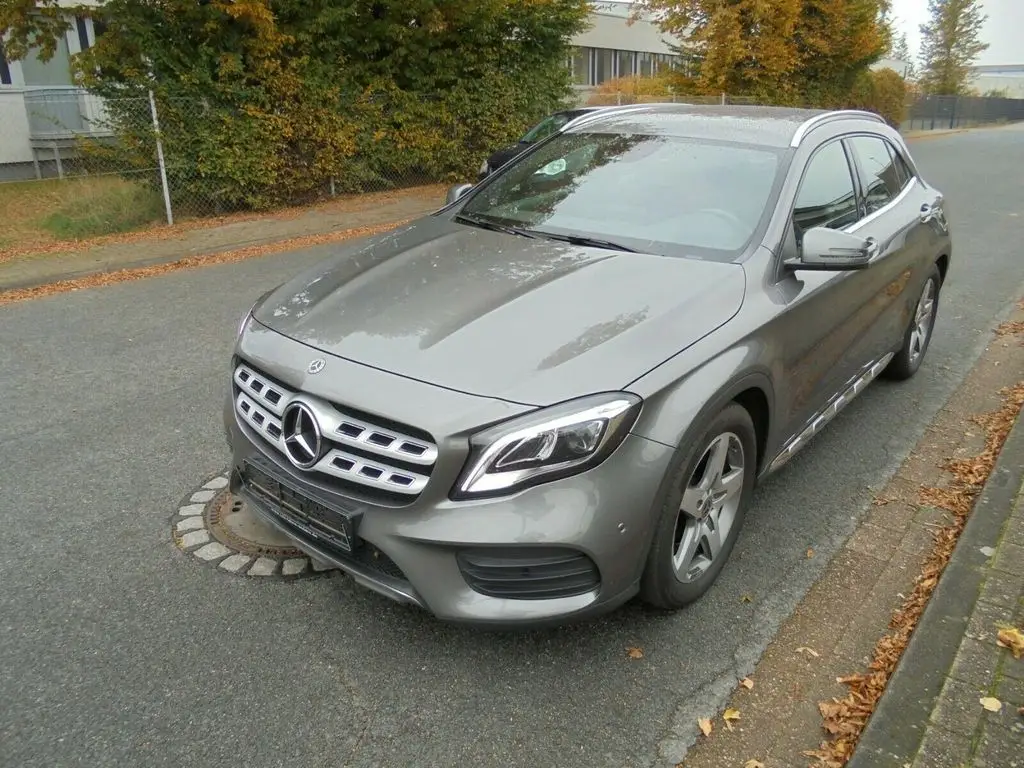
[172,469,337,578]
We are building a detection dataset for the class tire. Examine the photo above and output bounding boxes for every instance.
[883,264,942,381]
[639,402,758,610]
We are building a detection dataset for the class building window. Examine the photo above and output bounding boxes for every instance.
[616,50,635,78]
[637,52,653,77]
[594,48,613,84]
[569,47,590,85]
[21,32,74,86]
[0,41,11,85]
[75,16,89,50]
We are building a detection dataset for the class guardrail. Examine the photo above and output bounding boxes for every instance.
[23,87,112,141]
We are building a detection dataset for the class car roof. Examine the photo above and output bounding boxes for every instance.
[562,104,886,149]
[556,106,605,119]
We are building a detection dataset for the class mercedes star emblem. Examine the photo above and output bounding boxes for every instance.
[307,358,326,375]
[281,402,323,470]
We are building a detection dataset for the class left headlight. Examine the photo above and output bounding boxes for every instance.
[452,393,642,499]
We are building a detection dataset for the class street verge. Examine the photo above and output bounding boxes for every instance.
[673,298,1024,768]
[0,218,412,307]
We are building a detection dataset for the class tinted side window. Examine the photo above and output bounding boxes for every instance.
[522,114,570,143]
[848,136,901,214]
[886,142,914,189]
[793,141,860,240]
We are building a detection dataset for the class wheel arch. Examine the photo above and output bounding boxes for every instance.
[635,366,776,476]
[935,253,950,285]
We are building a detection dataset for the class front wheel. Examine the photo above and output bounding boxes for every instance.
[883,264,941,381]
[639,402,757,610]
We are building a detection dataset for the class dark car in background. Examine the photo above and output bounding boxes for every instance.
[477,107,606,180]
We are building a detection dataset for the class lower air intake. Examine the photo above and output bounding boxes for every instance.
[456,547,600,600]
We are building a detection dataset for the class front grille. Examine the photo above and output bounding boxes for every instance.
[233,361,438,502]
[457,548,601,600]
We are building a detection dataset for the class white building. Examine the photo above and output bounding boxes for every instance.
[871,57,913,79]
[0,0,107,179]
[968,64,1024,98]
[568,1,688,87]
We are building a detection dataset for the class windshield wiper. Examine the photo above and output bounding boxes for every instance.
[531,231,638,253]
[454,213,537,239]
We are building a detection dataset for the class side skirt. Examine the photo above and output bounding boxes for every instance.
[765,352,895,476]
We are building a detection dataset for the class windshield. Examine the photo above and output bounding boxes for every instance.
[521,113,573,143]
[460,131,784,259]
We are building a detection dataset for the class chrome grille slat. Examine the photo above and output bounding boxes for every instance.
[235,364,291,417]
[232,362,437,497]
[332,414,437,466]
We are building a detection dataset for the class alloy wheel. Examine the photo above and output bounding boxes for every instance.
[672,432,745,583]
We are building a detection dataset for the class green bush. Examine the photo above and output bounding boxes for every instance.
[847,68,908,128]
[72,0,591,214]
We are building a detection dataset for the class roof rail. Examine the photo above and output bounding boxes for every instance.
[790,110,886,147]
[560,101,688,132]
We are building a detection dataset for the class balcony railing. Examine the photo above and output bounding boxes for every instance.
[22,86,112,142]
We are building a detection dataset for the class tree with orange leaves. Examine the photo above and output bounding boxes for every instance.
[639,0,892,105]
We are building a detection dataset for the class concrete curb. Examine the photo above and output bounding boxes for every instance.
[848,408,1024,767]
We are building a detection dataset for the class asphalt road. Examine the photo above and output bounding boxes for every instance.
[2,125,1023,768]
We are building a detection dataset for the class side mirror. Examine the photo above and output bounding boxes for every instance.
[445,183,474,206]
[791,226,878,271]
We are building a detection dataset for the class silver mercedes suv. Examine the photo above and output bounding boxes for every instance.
[225,104,951,627]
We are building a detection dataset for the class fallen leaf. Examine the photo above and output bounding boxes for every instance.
[741,677,754,690]
[741,594,753,603]
[996,626,1024,659]
[1018,706,1024,717]
[979,546,996,557]
[980,696,1002,712]
[797,646,820,658]
[744,760,765,768]
[723,708,741,731]
[806,548,815,559]
[698,717,713,737]
[626,646,644,659]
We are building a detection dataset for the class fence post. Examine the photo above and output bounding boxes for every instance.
[721,92,726,105]
[148,89,174,226]
[616,92,622,106]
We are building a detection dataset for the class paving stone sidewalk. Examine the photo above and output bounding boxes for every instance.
[850,413,1024,768]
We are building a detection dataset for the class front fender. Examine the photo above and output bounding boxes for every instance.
[629,344,776,471]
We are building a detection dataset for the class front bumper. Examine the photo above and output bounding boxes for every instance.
[222,341,674,628]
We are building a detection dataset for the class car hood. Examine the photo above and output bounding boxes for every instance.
[254,217,746,405]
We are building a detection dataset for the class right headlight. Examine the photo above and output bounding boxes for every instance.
[452,393,642,500]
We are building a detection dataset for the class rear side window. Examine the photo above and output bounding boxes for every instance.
[792,140,860,240]
[886,142,914,189]
[521,114,571,143]
[847,136,902,214]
